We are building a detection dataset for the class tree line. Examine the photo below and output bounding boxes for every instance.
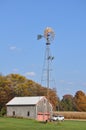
[0,74,86,116]
[58,91,86,112]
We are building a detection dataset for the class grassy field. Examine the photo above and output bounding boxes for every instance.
[0,117,86,130]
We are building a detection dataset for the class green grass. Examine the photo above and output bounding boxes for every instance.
[0,117,86,130]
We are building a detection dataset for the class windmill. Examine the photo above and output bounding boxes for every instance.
[37,27,55,121]
[37,27,55,90]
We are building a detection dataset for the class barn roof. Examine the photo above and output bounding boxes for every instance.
[6,96,45,106]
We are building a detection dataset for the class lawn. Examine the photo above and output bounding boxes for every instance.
[0,117,86,130]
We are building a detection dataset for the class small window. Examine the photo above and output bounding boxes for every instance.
[44,99,46,104]
[13,111,15,116]
[27,111,30,116]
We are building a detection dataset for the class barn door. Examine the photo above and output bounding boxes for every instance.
[37,112,50,121]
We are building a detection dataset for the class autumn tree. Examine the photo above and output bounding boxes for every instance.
[0,75,14,112]
[47,88,59,110]
[74,90,86,111]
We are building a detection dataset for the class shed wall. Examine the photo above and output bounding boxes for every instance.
[37,98,53,121]
[7,105,36,119]
[37,98,53,114]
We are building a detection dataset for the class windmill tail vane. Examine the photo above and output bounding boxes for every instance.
[37,34,43,40]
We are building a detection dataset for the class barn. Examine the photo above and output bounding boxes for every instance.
[6,96,53,121]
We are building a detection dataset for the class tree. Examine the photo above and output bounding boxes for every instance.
[47,88,59,110]
[74,90,86,111]
[0,75,14,111]
[60,94,74,111]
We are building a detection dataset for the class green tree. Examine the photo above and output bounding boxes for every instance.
[60,94,74,111]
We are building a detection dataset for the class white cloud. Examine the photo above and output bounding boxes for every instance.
[9,46,17,51]
[60,80,73,86]
[9,45,22,52]
[82,82,86,86]
[59,80,66,84]
[67,82,73,85]
[25,72,36,77]
[13,68,19,73]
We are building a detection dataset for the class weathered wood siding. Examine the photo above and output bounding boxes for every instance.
[7,105,36,119]
[37,98,53,114]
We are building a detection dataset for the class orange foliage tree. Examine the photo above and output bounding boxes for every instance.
[74,90,86,111]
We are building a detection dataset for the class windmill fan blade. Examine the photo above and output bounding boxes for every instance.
[37,35,43,40]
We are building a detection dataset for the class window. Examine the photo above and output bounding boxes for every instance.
[13,111,15,116]
[27,111,30,116]
[44,99,46,104]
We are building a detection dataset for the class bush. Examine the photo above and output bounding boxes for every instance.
[0,107,6,116]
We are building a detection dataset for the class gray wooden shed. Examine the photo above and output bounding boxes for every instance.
[6,96,53,121]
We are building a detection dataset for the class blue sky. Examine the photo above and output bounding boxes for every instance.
[0,0,86,99]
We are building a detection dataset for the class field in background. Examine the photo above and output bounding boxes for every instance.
[0,117,86,130]
[54,111,86,119]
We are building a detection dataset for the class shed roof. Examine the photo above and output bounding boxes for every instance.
[6,96,45,106]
